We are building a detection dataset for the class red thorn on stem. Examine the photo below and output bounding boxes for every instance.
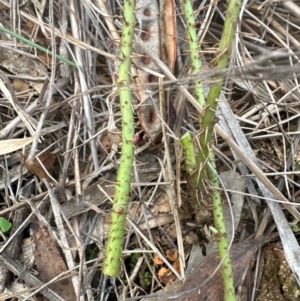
[116,207,124,214]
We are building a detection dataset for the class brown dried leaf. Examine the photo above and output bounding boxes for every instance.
[0,49,45,92]
[173,237,271,301]
[24,151,56,181]
[138,102,162,141]
[30,219,76,301]
[134,0,176,141]
[99,131,121,152]
[158,267,174,285]
[12,78,29,92]
[160,0,176,72]
[25,20,35,31]
[128,191,171,219]
[166,249,178,262]
[100,131,112,152]
[173,258,181,275]
[151,192,172,216]
[38,54,51,65]
[133,0,163,141]
[153,254,164,265]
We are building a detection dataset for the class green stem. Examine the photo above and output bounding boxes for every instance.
[182,0,206,107]
[182,0,207,196]
[102,0,136,277]
[208,151,236,301]
[197,0,241,171]
[201,1,242,298]
[0,25,78,68]
[181,1,241,300]
[180,132,196,174]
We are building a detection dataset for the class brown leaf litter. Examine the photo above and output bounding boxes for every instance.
[30,218,76,301]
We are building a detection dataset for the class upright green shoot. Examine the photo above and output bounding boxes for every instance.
[208,153,236,301]
[182,0,206,108]
[102,0,136,277]
[181,1,242,300]
[197,0,242,180]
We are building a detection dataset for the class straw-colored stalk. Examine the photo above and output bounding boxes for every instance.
[102,0,136,277]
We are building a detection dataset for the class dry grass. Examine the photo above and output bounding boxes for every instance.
[0,0,300,300]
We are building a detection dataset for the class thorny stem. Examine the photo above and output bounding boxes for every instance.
[197,0,242,183]
[181,0,242,300]
[182,0,208,195]
[182,0,206,108]
[208,152,236,301]
[102,0,136,277]
[180,132,197,174]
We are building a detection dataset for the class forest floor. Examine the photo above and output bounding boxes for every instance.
[1,0,300,300]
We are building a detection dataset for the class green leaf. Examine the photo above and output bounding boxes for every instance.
[0,217,12,233]
[290,223,300,233]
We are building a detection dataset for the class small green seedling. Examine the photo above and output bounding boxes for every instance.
[0,217,12,233]
[290,222,300,233]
